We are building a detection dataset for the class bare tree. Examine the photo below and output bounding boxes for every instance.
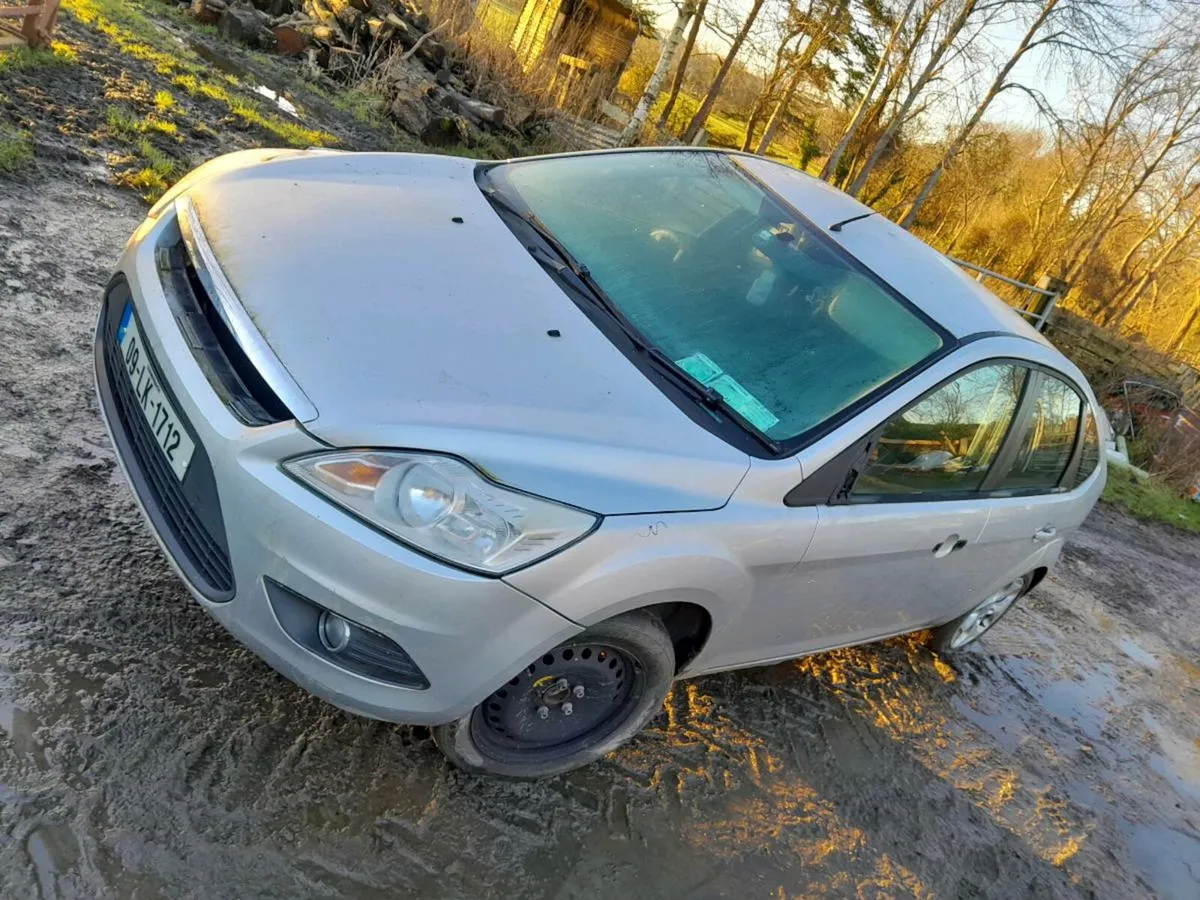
[898,0,1121,229]
[754,0,853,155]
[681,0,768,142]
[741,0,807,150]
[845,0,997,198]
[1167,295,1200,352]
[820,0,920,180]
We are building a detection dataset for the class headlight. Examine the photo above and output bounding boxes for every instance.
[283,451,598,574]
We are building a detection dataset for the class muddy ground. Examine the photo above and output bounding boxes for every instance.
[3,7,1200,900]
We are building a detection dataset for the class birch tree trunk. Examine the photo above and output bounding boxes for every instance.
[681,0,767,143]
[619,1,696,146]
[658,0,708,129]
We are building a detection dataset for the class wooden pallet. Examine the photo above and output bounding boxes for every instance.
[0,0,61,50]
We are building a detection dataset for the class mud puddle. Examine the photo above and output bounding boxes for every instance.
[186,37,309,121]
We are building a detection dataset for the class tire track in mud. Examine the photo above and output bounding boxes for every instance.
[2,176,1199,898]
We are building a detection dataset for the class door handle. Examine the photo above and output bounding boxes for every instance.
[932,536,969,558]
[1032,526,1057,543]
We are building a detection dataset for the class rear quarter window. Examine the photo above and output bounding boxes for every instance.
[1070,410,1101,488]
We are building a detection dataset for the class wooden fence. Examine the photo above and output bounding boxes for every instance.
[1045,310,1200,406]
[0,0,59,49]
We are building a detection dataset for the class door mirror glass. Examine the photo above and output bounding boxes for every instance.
[851,364,1029,499]
[998,374,1082,491]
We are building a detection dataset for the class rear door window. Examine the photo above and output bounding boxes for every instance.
[996,374,1082,491]
[851,364,1029,499]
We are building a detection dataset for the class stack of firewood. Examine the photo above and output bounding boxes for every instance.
[186,0,521,146]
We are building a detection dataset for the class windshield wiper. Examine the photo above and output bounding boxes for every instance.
[641,349,781,454]
[486,189,650,344]
[484,188,781,455]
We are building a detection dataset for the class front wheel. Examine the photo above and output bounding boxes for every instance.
[433,612,675,778]
[930,574,1031,654]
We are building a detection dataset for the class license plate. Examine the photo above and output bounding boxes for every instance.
[117,303,196,481]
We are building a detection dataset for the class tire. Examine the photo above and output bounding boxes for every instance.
[930,573,1032,654]
[433,612,675,778]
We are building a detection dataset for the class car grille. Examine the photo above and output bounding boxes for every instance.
[97,279,235,600]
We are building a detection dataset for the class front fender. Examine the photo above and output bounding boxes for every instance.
[504,512,764,648]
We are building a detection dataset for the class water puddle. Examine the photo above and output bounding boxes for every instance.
[1117,637,1160,669]
[26,823,82,898]
[1127,824,1200,899]
[1000,657,1118,743]
[1144,712,1200,803]
[186,38,301,118]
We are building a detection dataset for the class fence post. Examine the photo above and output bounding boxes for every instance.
[1035,275,1069,332]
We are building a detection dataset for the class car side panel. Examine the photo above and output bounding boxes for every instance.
[504,458,817,674]
[513,338,1101,679]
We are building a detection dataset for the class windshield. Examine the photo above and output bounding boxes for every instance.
[486,151,945,444]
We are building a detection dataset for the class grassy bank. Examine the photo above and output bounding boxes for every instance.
[1101,469,1200,533]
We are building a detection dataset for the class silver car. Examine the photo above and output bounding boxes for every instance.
[95,148,1105,777]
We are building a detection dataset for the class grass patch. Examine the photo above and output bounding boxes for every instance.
[329,85,388,125]
[0,41,78,74]
[0,127,34,174]
[107,103,178,138]
[145,118,178,135]
[113,137,179,201]
[66,0,336,149]
[105,105,140,137]
[657,91,748,150]
[1101,469,1200,533]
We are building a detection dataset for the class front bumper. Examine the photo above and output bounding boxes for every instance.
[94,211,581,726]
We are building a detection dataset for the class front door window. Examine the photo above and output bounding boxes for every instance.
[851,364,1028,500]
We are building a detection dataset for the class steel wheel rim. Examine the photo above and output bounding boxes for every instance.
[949,579,1025,649]
[470,641,645,762]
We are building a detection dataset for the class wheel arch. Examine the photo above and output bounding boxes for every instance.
[638,601,714,674]
[1027,565,1049,592]
[574,589,725,676]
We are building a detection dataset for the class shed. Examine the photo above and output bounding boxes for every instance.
[476,0,640,107]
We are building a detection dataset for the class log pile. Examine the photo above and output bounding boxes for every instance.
[186,0,533,147]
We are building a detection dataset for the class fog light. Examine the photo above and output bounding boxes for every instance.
[318,611,352,653]
[265,579,429,689]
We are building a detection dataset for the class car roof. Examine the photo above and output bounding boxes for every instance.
[511,147,1051,346]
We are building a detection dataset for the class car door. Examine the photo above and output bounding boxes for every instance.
[722,361,1035,665]
[967,370,1101,596]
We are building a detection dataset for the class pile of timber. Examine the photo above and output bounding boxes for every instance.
[185,0,529,146]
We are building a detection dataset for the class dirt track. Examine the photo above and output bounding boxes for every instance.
[1,171,1199,899]
[3,8,1200,894]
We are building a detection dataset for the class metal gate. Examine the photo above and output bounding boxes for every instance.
[948,257,1066,332]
